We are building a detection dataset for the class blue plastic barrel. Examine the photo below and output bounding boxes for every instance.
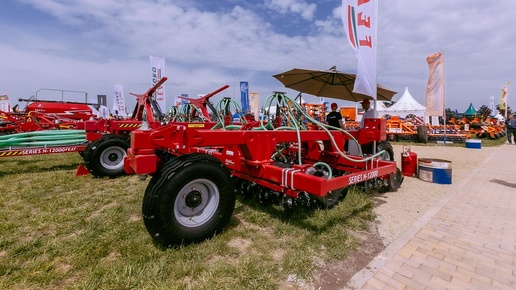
[418,158,452,184]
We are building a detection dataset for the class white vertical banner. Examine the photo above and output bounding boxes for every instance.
[249,92,259,120]
[112,84,126,116]
[500,83,510,119]
[0,95,10,112]
[425,52,445,116]
[489,96,495,113]
[342,0,377,98]
[150,55,166,111]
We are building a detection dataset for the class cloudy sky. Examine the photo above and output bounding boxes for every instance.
[1,0,515,113]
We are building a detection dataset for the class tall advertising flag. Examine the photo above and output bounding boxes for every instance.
[489,96,495,113]
[500,83,510,119]
[240,81,249,113]
[150,55,166,111]
[181,94,189,105]
[112,85,126,116]
[342,0,377,98]
[0,95,10,112]
[425,52,445,116]
[249,92,259,120]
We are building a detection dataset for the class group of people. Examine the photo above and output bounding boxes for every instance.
[326,98,378,130]
[326,98,378,153]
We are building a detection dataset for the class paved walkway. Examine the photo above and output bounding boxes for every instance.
[347,143,516,289]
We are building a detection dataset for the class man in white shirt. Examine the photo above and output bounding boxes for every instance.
[359,98,380,155]
[359,99,379,128]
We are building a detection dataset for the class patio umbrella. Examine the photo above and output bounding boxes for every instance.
[273,67,397,102]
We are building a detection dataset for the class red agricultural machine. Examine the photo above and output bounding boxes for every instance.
[124,90,403,247]
[79,78,231,178]
[0,96,94,158]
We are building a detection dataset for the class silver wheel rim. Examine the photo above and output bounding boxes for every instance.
[174,178,219,227]
[100,146,126,170]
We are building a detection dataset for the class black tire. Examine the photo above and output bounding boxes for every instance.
[142,154,236,247]
[417,125,428,143]
[387,167,403,192]
[377,141,394,161]
[84,135,129,178]
[377,141,402,191]
[79,141,95,161]
[313,187,348,209]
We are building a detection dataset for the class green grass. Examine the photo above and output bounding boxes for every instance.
[0,153,375,289]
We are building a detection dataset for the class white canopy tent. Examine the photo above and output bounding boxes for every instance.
[378,87,427,120]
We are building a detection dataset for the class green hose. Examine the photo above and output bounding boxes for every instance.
[0,130,87,148]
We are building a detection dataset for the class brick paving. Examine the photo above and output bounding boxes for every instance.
[347,144,516,289]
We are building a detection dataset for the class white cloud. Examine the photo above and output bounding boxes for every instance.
[264,0,316,20]
[2,0,516,111]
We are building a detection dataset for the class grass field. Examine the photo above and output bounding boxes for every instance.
[0,152,375,289]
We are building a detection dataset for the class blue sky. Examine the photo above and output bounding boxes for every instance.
[1,0,516,113]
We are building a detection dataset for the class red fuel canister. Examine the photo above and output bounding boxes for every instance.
[401,146,417,177]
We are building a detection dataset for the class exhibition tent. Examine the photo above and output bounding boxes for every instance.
[463,103,477,116]
[380,87,426,119]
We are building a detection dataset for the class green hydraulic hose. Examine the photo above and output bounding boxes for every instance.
[0,130,87,148]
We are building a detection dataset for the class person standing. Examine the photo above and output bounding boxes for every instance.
[326,103,345,129]
[359,98,380,154]
[326,102,348,152]
[506,114,516,144]
[359,99,379,128]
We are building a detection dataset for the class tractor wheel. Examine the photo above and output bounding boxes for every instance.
[84,135,129,178]
[386,167,403,192]
[416,125,428,143]
[377,141,394,161]
[377,141,403,192]
[142,154,236,247]
[313,188,348,209]
[79,141,94,161]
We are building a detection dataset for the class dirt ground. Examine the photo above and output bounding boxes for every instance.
[306,143,499,290]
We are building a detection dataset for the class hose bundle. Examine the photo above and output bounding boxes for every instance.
[0,130,87,149]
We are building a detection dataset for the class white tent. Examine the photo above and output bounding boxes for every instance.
[379,87,426,119]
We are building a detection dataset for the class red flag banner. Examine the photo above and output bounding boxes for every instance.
[425,52,445,116]
[342,0,377,98]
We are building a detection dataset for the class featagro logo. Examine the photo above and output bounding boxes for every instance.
[345,5,359,48]
[343,0,373,49]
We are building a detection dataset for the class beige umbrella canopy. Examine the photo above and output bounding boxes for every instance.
[273,67,397,102]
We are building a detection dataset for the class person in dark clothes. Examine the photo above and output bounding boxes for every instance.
[326,102,348,152]
[505,114,516,144]
[326,103,345,129]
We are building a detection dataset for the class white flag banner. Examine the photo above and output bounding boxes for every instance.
[249,92,259,120]
[342,0,377,98]
[112,84,126,116]
[425,52,445,116]
[150,55,167,111]
[501,83,510,119]
[0,95,10,112]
